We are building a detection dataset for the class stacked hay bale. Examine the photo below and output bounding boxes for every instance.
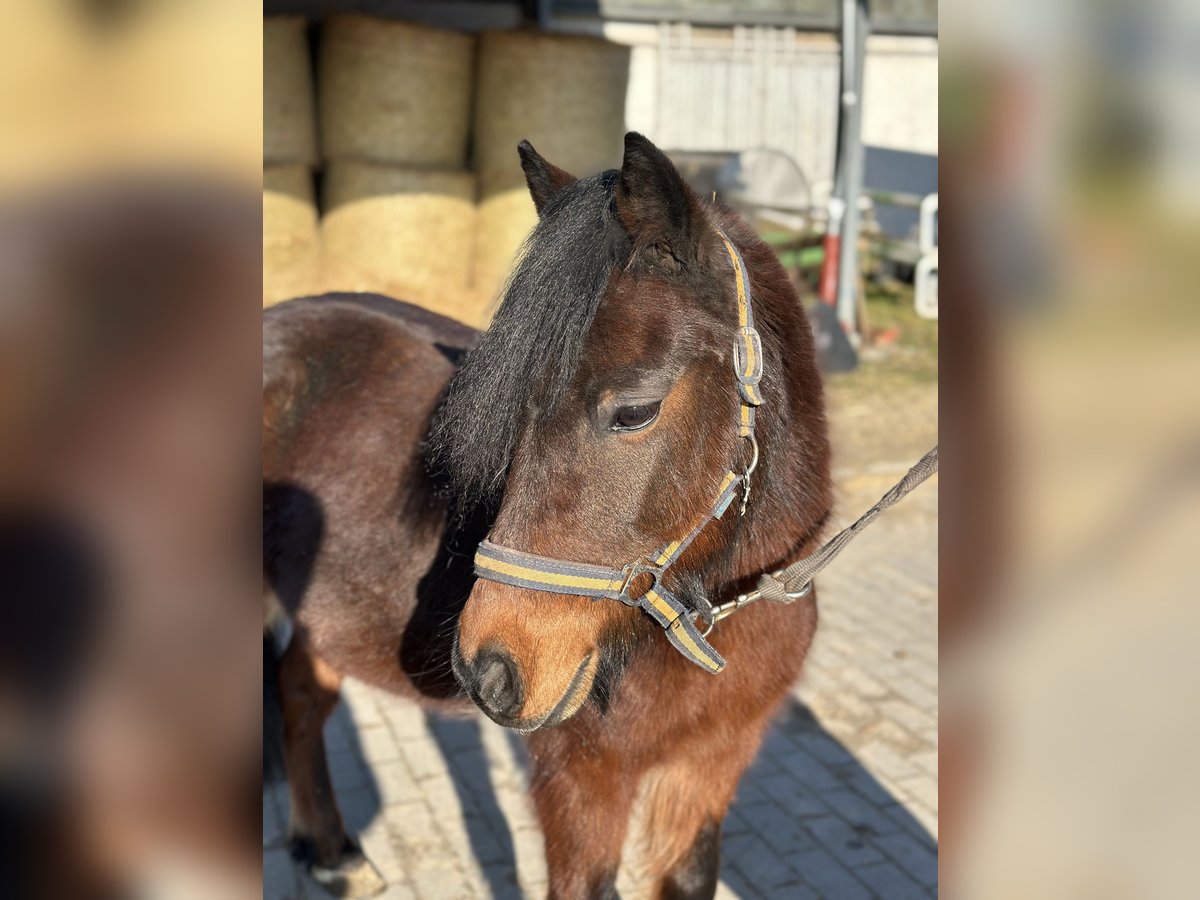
[318,15,473,168]
[322,163,482,326]
[264,16,318,166]
[316,15,486,324]
[473,31,630,300]
[261,13,631,325]
[263,165,320,307]
[263,16,319,306]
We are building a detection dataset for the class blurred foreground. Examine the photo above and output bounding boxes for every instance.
[940,0,1200,896]
[1,2,261,898]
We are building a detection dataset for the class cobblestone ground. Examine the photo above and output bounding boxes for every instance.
[265,380,938,900]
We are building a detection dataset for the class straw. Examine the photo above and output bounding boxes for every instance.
[263,164,320,306]
[472,31,629,297]
[264,17,317,166]
[319,15,474,168]
[321,162,492,327]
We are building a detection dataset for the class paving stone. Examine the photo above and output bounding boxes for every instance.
[376,882,419,900]
[788,847,873,900]
[856,861,934,900]
[338,786,382,834]
[873,830,939,888]
[744,802,809,856]
[371,758,418,807]
[264,782,288,849]
[818,788,898,835]
[412,867,475,900]
[328,748,373,793]
[895,774,938,811]
[802,815,887,868]
[356,725,407,765]
[264,848,302,900]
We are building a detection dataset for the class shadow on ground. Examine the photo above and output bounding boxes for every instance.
[263,700,385,900]
[426,713,524,899]
[324,702,384,836]
[267,696,936,899]
[721,697,938,899]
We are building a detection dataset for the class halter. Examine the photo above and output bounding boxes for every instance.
[472,226,763,674]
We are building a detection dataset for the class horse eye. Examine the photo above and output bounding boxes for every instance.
[609,402,661,433]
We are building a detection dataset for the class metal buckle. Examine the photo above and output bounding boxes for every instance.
[701,574,813,637]
[733,326,764,386]
[617,559,663,606]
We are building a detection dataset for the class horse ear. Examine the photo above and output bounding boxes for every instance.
[615,132,706,271]
[518,140,577,216]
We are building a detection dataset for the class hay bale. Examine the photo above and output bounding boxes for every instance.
[319,15,473,168]
[474,31,629,180]
[263,165,320,307]
[264,17,317,166]
[472,31,630,297]
[321,162,491,327]
[474,186,538,306]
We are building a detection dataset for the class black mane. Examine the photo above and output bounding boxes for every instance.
[431,171,630,505]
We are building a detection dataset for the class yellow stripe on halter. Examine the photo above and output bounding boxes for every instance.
[644,589,680,623]
[475,555,622,592]
[654,471,740,566]
[719,236,750,329]
[668,618,722,672]
[655,542,682,567]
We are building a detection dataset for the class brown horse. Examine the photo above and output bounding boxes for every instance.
[264,133,832,899]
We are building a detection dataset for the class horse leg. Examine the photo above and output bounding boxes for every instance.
[528,747,640,900]
[654,820,722,900]
[639,757,750,900]
[277,635,385,898]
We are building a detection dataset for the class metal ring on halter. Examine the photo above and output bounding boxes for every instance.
[616,559,663,606]
[744,431,759,479]
[739,431,760,516]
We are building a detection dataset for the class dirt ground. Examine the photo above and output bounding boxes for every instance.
[822,286,938,501]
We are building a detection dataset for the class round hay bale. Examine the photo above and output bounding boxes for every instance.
[474,184,538,305]
[474,31,630,182]
[263,165,320,307]
[319,15,474,168]
[471,31,629,298]
[264,17,317,166]
[321,162,490,326]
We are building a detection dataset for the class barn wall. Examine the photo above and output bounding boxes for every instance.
[610,23,936,188]
[862,35,939,156]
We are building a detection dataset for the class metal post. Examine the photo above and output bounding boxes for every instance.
[835,0,870,341]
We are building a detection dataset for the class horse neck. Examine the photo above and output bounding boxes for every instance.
[719,231,833,589]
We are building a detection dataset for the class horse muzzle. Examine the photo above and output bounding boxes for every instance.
[453,639,599,732]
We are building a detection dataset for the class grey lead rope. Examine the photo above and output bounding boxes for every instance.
[707,446,939,627]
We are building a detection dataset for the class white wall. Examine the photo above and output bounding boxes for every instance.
[605,23,937,186]
[862,35,939,155]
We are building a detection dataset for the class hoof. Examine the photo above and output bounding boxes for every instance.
[308,850,386,898]
[290,836,387,898]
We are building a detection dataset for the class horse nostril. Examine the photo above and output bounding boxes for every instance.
[472,649,523,720]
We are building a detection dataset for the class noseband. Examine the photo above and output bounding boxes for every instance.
[473,226,763,674]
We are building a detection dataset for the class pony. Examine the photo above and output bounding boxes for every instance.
[263,132,832,899]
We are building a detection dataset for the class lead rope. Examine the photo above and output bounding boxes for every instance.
[705,445,939,631]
